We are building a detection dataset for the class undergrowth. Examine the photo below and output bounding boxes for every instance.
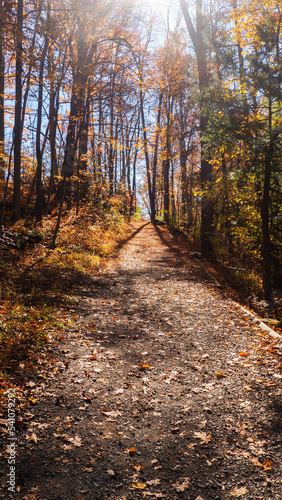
[0,202,128,376]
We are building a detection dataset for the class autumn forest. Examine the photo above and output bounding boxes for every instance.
[1,2,282,497]
[0,0,281,300]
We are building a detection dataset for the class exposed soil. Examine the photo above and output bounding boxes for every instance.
[1,222,282,500]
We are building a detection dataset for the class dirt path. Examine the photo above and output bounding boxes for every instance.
[1,222,282,500]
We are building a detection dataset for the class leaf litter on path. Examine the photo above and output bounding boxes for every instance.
[1,222,281,500]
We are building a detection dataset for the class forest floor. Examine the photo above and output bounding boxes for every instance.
[1,221,282,500]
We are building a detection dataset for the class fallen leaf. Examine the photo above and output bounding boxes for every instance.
[28,398,38,405]
[28,432,38,444]
[251,457,262,467]
[181,405,191,413]
[113,388,124,395]
[82,467,93,473]
[191,364,202,371]
[147,479,161,485]
[142,493,164,498]
[107,469,116,476]
[262,460,273,471]
[26,381,36,387]
[238,352,248,357]
[230,486,248,497]
[139,364,151,370]
[216,372,227,378]
[171,426,180,434]
[102,410,122,418]
[132,463,144,471]
[128,446,136,455]
[132,482,147,490]
[172,477,190,492]
[67,435,82,447]
[193,432,212,444]
[132,410,140,417]
[62,444,73,451]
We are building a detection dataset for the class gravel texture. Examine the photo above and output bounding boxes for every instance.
[1,222,282,500]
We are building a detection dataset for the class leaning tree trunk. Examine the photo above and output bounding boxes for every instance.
[35,17,49,223]
[140,88,155,221]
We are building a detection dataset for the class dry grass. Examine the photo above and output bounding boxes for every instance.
[0,203,128,375]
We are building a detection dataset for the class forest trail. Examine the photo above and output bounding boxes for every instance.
[1,222,282,500]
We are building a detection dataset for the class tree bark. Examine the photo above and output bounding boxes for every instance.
[77,89,91,211]
[0,2,4,181]
[261,141,272,300]
[179,0,213,256]
[163,96,171,225]
[151,91,163,223]
[35,14,49,223]
[261,89,273,301]
[140,88,155,221]
[13,0,23,221]
[61,32,95,179]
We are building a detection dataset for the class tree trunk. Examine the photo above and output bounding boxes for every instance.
[0,3,4,181]
[61,32,95,179]
[261,89,273,301]
[261,141,273,301]
[77,90,91,208]
[179,0,213,256]
[13,0,23,221]
[179,133,188,226]
[140,88,155,221]
[35,17,49,223]
[108,88,115,196]
[151,91,163,223]
[0,141,13,231]
[46,84,58,213]
[232,0,248,117]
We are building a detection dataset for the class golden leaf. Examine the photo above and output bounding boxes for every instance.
[132,463,144,471]
[262,460,273,471]
[28,398,38,405]
[139,363,151,370]
[132,482,147,490]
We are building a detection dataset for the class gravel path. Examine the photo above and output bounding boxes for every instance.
[1,222,282,500]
